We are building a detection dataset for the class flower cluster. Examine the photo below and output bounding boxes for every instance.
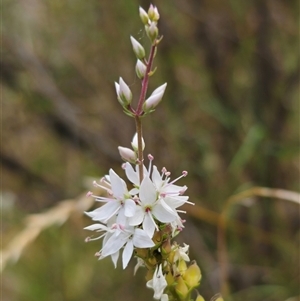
[85,149,192,270]
[84,4,206,301]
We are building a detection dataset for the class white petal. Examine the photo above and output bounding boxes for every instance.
[161,294,169,301]
[84,223,107,231]
[143,212,156,238]
[89,201,121,222]
[109,169,127,198]
[163,184,185,194]
[111,251,120,268]
[128,206,144,226]
[133,228,155,248]
[122,240,134,269]
[125,162,139,185]
[114,82,120,96]
[140,176,157,205]
[152,202,177,223]
[129,188,139,195]
[116,207,127,225]
[164,195,189,208]
[153,265,167,299]
[151,165,162,188]
[152,83,167,96]
[124,199,136,217]
[101,233,128,257]
[119,77,132,102]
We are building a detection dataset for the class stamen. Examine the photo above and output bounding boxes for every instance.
[169,174,187,185]
[147,211,159,231]
[86,191,93,197]
[148,154,154,175]
[148,154,154,161]
[86,233,106,242]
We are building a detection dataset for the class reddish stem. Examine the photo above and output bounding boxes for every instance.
[135,43,157,183]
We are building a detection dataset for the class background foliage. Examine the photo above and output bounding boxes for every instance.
[2,0,299,300]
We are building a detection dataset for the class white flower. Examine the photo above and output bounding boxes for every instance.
[85,169,136,224]
[100,224,154,269]
[146,264,167,300]
[128,176,178,238]
[173,243,190,262]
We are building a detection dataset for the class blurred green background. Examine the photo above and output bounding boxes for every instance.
[2,0,299,300]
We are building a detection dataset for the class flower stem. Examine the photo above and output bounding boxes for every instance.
[135,115,144,183]
[134,42,157,183]
[135,43,157,116]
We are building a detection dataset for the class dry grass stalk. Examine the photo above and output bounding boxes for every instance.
[1,192,96,273]
[217,187,300,297]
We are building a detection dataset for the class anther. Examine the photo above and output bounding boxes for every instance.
[148,154,154,161]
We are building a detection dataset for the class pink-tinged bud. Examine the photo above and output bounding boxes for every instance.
[143,83,167,112]
[118,146,137,163]
[145,22,158,44]
[131,132,145,151]
[130,36,146,60]
[115,78,132,106]
[139,6,149,25]
[135,59,147,79]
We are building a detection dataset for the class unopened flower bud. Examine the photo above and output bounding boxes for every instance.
[210,294,224,301]
[183,261,202,289]
[175,276,189,300]
[146,22,158,44]
[131,132,145,151]
[118,146,137,163]
[130,36,146,60]
[178,259,187,274]
[135,59,147,79]
[161,239,172,257]
[148,4,159,22]
[139,6,149,25]
[143,83,167,112]
[166,270,175,286]
[195,294,206,301]
[115,77,132,106]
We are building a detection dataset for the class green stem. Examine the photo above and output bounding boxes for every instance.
[135,115,144,183]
